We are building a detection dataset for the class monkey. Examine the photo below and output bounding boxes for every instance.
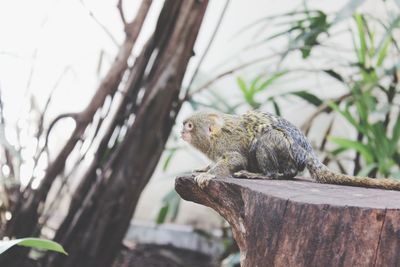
[180,110,400,190]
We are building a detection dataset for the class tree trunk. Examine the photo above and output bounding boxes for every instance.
[175,175,400,267]
[44,1,209,267]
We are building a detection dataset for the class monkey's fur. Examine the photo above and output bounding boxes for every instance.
[181,110,400,190]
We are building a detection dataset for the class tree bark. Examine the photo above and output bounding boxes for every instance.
[44,1,209,267]
[175,175,400,267]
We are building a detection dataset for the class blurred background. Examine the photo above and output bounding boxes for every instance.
[0,0,399,266]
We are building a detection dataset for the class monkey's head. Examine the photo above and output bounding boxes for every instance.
[181,111,224,153]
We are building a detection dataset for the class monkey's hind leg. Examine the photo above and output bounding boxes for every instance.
[233,170,296,180]
[251,129,300,180]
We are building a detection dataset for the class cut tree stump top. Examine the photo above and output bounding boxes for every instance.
[175,175,400,267]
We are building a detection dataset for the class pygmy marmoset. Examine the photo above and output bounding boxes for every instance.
[181,110,400,190]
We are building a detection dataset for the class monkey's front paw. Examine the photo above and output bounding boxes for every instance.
[194,173,215,189]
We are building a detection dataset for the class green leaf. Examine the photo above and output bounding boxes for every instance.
[289,90,323,106]
[163,148,178,172]
[354,14,367,65]
[270,99,281,116]
[156,204,169,224]
[328,101,367,135]
[249,75,264,93]
[256,71,287,92]
[369,122,391,157]
[236,77,248,95]
[366,23,375,57]
[300,47,312,59]
[376,36,391,67]
[323,69,344,82]
[391,114,400,149]
[236,77,260,108]
[155,190,181,224]
[162,190,181,222]
[355,98,368,122]
[330,146,349,156]
[329,136,374,163]
[0,238,67,255]
[376,16,400,61]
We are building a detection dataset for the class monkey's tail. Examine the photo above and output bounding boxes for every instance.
[306,153,400,191]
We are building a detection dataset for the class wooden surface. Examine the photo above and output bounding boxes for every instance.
[175,175,400,267]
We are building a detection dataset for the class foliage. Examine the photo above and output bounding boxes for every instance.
[0,238,67,255]
[236,71,288,110]
[325,12,399,178]
[324,12,400,178]
[229,1,400,178]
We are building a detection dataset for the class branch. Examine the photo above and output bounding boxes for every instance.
[23,112,77,192]
[124,0,153,37]
[34,67,72,160]
[117,0,127,26]
[45,112,78,144]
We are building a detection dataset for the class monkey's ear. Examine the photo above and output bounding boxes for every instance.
[207,113,224,134]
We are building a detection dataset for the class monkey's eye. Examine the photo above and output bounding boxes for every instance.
[185,122,193,131]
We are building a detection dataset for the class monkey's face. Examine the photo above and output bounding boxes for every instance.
[181,120,194,143]
[181,112,221,152]
[181,119,211,145]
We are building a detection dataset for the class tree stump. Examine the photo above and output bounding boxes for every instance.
[175,175,400,267]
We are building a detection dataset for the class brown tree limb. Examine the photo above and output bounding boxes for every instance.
[45,1,209,266]
[48,36,160,250]
[117,0,127,26]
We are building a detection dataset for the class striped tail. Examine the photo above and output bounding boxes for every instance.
[306,153,400,191]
